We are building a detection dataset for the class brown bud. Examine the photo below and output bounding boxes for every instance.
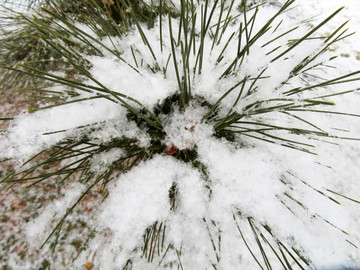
[165,145,178,155]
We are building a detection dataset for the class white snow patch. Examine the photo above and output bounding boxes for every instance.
[25,182,85,247]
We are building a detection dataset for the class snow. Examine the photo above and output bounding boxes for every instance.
[1,0,360,269]
[162,104,213,150]
[25,182,85,248]
[93,155,208,267]
[0,98,125,163]
[88,54,178,108]
[90,148,125,172]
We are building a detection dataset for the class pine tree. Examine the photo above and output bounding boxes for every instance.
[1,0,360,268]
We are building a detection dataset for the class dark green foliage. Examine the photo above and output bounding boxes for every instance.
[0,0,167,96]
